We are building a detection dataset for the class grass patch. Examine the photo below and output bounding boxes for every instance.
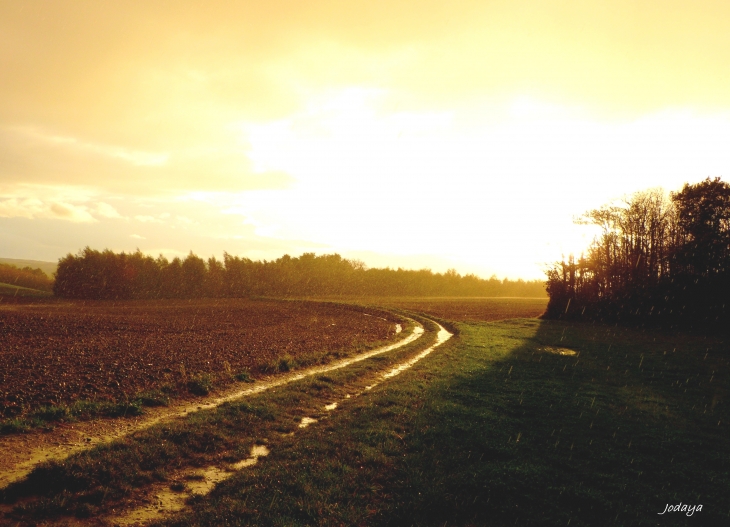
[69,400,143,419]
[0,419,32,435]
[31,405,69,423]
[0,400,145,435]
[135,390,171,407]
[234,369,254,383]
[0,282,52,297]
[186,374,214,396]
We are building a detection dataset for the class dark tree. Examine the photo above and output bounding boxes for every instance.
[545,178,730,331]
[53,248,545,300]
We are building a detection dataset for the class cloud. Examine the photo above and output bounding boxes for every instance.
[3,2,730,155]
[175,215,195,225]
[134,215,163,223]
[0,197,97,223]
[0,198,44,219]
[96,202,123,219]
[3,1,728,203]
[0,186,123,223]
[39,130,169,166]
[130,234,145,239]
[0,125,294,195]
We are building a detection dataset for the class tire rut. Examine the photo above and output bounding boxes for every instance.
[106,318,452,526]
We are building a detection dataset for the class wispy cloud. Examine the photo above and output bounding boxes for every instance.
[37,129,169,167]
[0,198,97,223]
[96,202,123,219]
[134,214,166,223]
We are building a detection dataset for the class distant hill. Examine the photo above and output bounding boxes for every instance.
[0,258,57,278]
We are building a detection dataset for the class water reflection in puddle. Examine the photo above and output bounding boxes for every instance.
[231,444,270,469]
[299,417,318,428]
[324,402,337,411]
[538,346,578,356]
[354,324,452,396]
[382,325,452,380]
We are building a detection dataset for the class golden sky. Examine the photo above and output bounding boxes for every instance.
[2,1,730,278]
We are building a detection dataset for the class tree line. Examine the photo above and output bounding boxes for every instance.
[545,177,730,331]
[53,248,546,299]
[0,263,53,292]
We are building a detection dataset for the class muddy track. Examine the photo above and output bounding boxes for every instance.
[1,313,453,526]
[0,319,419,489]
[107,319,453,527]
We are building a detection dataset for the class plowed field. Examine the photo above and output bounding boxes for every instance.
[362,297,547,322]
[0,299,399,417]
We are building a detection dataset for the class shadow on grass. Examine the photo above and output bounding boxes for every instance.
[381,318,729,526]
[156,318,729,527]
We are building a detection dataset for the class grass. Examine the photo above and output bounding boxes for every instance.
[155,318,728,526]
[0,282,52,297]
[2,314,727,525]
[234,370,255,383]
[187,374,214,396]
[0,398,153,434]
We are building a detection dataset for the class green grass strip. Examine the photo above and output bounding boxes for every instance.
[0,282,52,297]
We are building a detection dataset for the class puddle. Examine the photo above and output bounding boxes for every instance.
[382,324,452,380]
[111,444,270,526]
[231,444,270,469]
[185,466,231,495]
[357,323,452,394]
[299,417,318,428]
[395,323,402,333]
[538,346,578,356]
[324,402,337,411]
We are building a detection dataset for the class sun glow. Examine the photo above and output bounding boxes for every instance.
[4,2,730,279]
[216,92,730,278]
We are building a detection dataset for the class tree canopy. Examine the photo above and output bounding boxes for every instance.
[53,248,546,300]
[0,263,53,292]
[545,177,730,331]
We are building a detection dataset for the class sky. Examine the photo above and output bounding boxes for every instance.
[2,1,730,279]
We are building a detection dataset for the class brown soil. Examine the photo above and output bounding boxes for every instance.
[0,310,415,490]
[0,298,398,417]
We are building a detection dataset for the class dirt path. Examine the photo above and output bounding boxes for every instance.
[0,321,420,489]
[108,320,453,526]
